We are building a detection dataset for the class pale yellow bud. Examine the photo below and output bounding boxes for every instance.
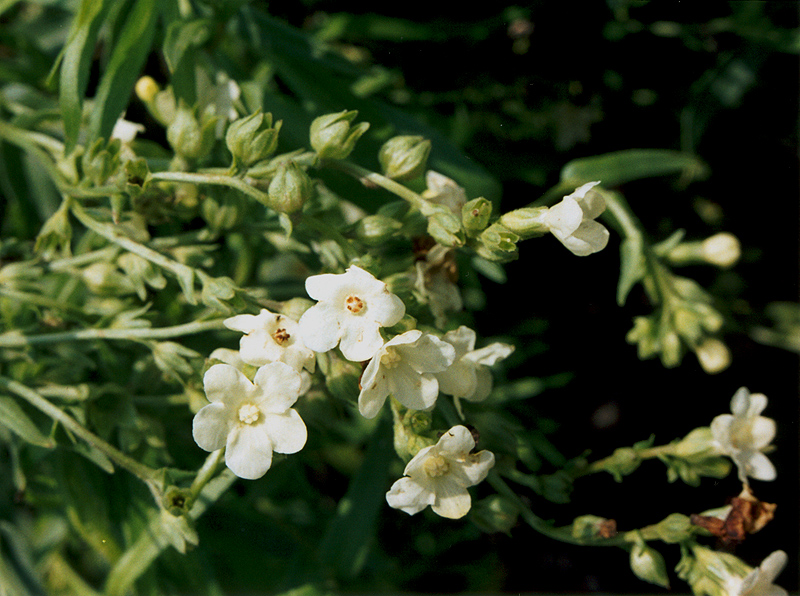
[135,76,160,103]
[695,337,731,374]
[701,232,741,268]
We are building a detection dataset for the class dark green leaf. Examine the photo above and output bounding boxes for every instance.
[560,149,709,188]
[0,396,53,448]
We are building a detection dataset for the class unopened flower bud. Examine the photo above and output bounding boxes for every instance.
[379,135,431,180]
[475,223,519,262]
[626,316,659,359]
[354,214,403,245]
[471,495,519,534]
[81,138,122,186]
[167,102,218,160]
[659,329,683,368]
[673,306,704,344]
[694,337,731,374]
[654,513,692,543]
[135,76,160,103]
[701,232,741,268]
[673,427,716,460]
[498,206,550,239]
[310,110,369,159]
[572,515,617,540]
[630,539,670,588]
[462,197,492,236]
[268,161,313,213]
[226,111,282,169]
[427,209,465,247]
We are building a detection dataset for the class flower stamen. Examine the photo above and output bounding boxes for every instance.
[345,295,365,314]
[238,403,260,425]
[423,455,450,477]
[273,328,290,345]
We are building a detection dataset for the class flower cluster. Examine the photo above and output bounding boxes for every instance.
[193,265,513,518]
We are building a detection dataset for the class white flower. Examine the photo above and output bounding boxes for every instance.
[695,337,731,374]
[298,265,405,362]
[733,550,788,596]
[544,181,610,256]
[386,425,495,519]
[711,387,777,483]
[421,171,467,216]
[435,326,514,402]
[702,232,741,268]
[358,330,455,419]
[192,362,307,480]
[224,309,315,373]
[208,346,312,396]
[111,117,145,144]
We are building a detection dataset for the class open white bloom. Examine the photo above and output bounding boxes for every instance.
[111,117,145,144]
[358,330,455,419]
[224,309,315,373]
[435,326,514,402]
[208,346,312,396]
[421,171,467,216]
[193,362,307,480]
[386,425,495,519]
[710,387,776,483]
[298,265,405,362]
[544,181,610,256]
[732,550,788,596]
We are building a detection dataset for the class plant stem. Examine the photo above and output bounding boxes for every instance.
[323,159,427,210]
[189,449,225,502]
[150,170,271,206]
[0,376,160,485]
[0,319,226,348]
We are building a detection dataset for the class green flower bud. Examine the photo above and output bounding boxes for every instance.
[378,135,431,180]
[475,223,519,262]
[200,191,246,232]
[167,101,218,160]
[606,447,641,481]
[354,214,403,245]
[471,495,519,534]
[572,515,617,540]
[427,208,465,248]
[34,201,72,260]
[673,306,704,344]
[81,138,122,186]
[310,110,369,159]
[225,111,282,170]
[659,329,683,368]
[626,316,659,359]
[267,161,313,213]
[673,427,716,460]
[498,206,550,240]
[163,486,194,516]
[124,158,150,198]
[629,538,670,588]
[654,513,693,543]
[462,197,492,236]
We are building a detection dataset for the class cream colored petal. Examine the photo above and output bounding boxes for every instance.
[262,409,307,454]
[545,196,583,238]
[466,342,515,367]
[358,369,390,419]
[431,478,472,519]
[386,477,433,515]
[223,312,261,334]
[748,417,777,450]
[364,290,406,327]
[390,366,439,412]
[436,361,478,399]
[225,424,274,480]
[339,317,384,362]
[192,402,229,452]
[436,425,476,457]
[559,220,610,256]
[298,303,343,354]
[399,333,455,373]
[252,362,302,413]
[452,450,495,486]
[203,364,252,404]
[741,451,776,482]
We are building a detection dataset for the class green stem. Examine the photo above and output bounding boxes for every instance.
[0,287,86,315]
[189,449,225,502]
[324,160,427,210]
[0,376,160,485]
[150,170,271,206]
[0,318,226,348]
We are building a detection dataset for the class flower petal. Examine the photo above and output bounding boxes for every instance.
[223,312,260,334]
[399,333,455,373]
[364,291,406,327]
[545,196,583,239]
[390,366,439,411]
[262,409,307,454]
[741,451,777,482]
[192,402,229,452]
[386,477,433,515]
[467,342,515,367]
[436,362,478,399]
[559,220,610,256]
[436,425,476,457]
[431,478,471,519]
[298,303,343,353]
[203,364,252,404]
[225,424,274,480]
[451,450,496,487]
[442,326,476,357]
[252,362,302,413]
[339,317,384,362]
[358,370,390,419]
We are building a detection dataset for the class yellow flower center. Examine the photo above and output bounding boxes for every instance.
[238,403,260,425]
[382,347,401,368]
[423,455,450,478]
[345,295,365,314]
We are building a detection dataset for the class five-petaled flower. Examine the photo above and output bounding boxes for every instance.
[386,425,495,519]
[732,550,789,596]
[224,309,315,373]
[544,181,610,256]
[298,265,405,362]
[435,326,514,402]
[193,362,307,480]
[710,387,777,483]
[358,329,455,419]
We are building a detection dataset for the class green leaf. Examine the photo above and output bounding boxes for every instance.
[560,149,709,188]
[88,0,161,142]
[617,236,646,306]
[0,396,54,448]
[59,0,112,152]
[162,18,212,103]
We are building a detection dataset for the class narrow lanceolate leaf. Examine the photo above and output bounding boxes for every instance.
[59,0,112,152]
[88,0,162,142]
[0,396,54,448]
[560,149,709,188]
[617,236,646,306]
